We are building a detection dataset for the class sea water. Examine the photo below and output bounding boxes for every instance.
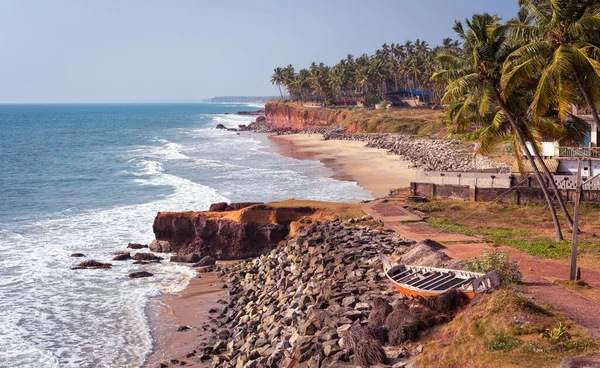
[0,103,371,367]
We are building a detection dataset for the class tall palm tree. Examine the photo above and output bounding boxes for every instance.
[499,0,600,229]
[281,65,296,100]
[433,13,565,240]
[501,0,600,128]
[270,67,285,98]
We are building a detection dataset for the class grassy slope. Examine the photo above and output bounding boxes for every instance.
[339,107,447,137]
[412,200,600,262]
[416,289,599,368]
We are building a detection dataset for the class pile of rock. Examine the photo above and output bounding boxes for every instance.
[322,132,510,173]
[189,220,467,367]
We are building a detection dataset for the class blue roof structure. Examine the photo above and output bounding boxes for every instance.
[385,89,430,96]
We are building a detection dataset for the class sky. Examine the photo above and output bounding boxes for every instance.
[0,0,519,103]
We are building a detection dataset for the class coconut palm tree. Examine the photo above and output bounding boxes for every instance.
[270,67,285,98]
[433,13,565,240]
[501,0,600,127]
[281,65,296,100]
[497,0,600,229]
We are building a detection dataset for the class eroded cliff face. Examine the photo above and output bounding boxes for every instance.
[152,203,337,260]
[265,101,352,131]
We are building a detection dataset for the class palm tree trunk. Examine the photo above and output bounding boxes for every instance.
[495,90,564,241]
[530,143,574,230]
[278,85,283,99]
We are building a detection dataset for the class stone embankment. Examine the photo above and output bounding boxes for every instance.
[322,132,510,173]
[187,219,469,368]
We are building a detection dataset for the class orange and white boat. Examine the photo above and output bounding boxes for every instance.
[380,254,499,299]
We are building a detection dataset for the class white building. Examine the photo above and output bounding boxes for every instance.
[532,114,600,177]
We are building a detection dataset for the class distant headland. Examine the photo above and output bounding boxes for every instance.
[203,96,277,104]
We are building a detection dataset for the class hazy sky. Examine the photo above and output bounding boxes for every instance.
[0,1,519,103]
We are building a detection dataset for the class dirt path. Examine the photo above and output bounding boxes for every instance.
[365,201,600,338]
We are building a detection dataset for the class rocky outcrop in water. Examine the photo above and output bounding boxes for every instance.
[128,271,154,278]
[71,260,112,270]
[152,204,338,260]
[112,251,131,261]
[127,243,148,249]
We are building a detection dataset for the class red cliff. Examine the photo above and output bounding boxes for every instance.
[152,203,337,260]
[265,101,351,131]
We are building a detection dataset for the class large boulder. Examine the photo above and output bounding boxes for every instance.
[170,253,201,263]
[149,240,172,253]
[197,255,216,266]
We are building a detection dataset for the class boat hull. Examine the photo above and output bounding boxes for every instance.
[391,282,476,299]
[379,254,498,300]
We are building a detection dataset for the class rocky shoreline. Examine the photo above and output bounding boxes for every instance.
[229,113,510,174]
[151,214,474,367]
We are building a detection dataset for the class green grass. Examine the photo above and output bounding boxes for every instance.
[489,334,521,351]
[426,217,593,259]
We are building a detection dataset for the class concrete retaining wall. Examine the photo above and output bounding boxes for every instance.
[410,182,600,204]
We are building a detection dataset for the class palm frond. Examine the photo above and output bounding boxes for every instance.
[441,73,481,103]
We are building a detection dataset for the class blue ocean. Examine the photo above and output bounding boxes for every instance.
[0,103,371,367]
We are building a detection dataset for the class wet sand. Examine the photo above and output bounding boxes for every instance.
[144,272,228,368]
[270,133,420,198]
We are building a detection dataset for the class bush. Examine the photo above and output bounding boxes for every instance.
[464,249,522,286]
[540,322,571,342]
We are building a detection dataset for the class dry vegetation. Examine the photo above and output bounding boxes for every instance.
[267,199,366,220]
[416,289,599,368]
[340,107,448,137]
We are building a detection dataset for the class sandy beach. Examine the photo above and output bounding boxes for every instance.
[145,272,229,368]
[270,133,420,198]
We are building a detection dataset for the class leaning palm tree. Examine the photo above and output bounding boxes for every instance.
[498,0,600,229]
[433,13,565,240]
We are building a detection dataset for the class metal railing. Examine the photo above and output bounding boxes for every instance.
[558,147,600,158]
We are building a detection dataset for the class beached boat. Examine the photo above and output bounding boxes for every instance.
[380,254,499,299]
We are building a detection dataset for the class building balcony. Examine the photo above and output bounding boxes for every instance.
[558,147,600,158]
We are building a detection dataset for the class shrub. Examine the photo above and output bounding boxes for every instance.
[464,249,522,286]
[540,322,571,342]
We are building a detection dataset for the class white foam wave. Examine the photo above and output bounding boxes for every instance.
[150,138,189,161]
[212,114,256,129]
[0,157,228,367]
